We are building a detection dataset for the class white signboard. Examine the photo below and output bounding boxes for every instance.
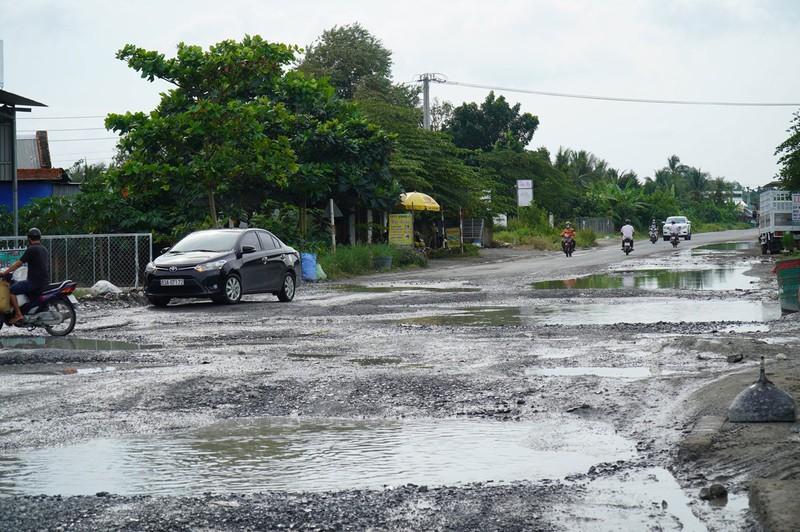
[517,179,533,206]
[793,193,800,224]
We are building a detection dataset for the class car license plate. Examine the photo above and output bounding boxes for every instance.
[160,279,184,286]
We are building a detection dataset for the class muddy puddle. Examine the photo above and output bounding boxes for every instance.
[0,337,159,351]
[526,366,680,379]
[0,416,638,496]
[329,284,480,293]
[394,300,780,327]
[532,266,757,291]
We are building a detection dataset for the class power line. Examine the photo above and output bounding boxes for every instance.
[18,127,107,133]
[16,115,106,120]
[442,80,800,107]
[48,137,118,142]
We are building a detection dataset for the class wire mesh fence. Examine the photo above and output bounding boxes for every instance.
[575,217,615,235]
[0,233,152,289]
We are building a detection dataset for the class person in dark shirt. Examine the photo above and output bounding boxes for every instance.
[1,228,50,324]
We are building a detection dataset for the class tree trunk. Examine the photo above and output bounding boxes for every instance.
[208,188,218,228]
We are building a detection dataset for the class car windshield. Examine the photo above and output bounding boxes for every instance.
[170,231,239,253]
[667,217,687,224]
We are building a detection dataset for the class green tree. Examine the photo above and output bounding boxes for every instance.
[106,36,301,228]
[298,23,392,100]
[775,110,800,191]
[444,91,539,152]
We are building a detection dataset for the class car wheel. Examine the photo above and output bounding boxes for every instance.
[277,272,296,302]
[222,274,242,304]
[685,234,691,240]
[148,296,171,307]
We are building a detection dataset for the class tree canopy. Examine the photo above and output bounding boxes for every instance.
[298,23,393,100]
[105,35,395,235]
[776,110,800,191]
[444,91,539,152]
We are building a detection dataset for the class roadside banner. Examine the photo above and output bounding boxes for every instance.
[445,227,461,246]
[389,213,413,246]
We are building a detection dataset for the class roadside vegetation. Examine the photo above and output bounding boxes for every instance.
[3,23,796,280]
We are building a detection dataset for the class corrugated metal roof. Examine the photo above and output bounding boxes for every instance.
[16,135,39,169]
[0,89,46,107]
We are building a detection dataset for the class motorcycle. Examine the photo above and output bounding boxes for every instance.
[670,234,680,248]
[561,236,575,257]
[0,274,78,337]
[622,237,633,255]
[649,228,658,244]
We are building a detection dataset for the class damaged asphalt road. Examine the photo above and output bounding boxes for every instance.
[0,228,798,531]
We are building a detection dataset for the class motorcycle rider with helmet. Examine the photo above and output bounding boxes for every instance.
[668,219,680,240]
[620,219,635,251]
[0,228,50,324]
[560,222,577,253]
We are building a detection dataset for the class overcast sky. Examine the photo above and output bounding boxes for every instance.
[2,0,799,189]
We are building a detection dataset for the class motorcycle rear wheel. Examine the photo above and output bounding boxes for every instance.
[44,299,76,336]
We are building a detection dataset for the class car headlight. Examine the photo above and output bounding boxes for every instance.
[145,262,156,273]
[195,259,227,272]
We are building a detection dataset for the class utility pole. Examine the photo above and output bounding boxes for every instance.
[413,73,447,130]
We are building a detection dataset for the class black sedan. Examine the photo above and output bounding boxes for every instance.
[144,228,301,306]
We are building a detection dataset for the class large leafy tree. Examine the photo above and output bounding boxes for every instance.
[775,110,800,191]
[106,36,301,228]
[106,36,395,235]
[298,23,392,100]
[444,91,539,152]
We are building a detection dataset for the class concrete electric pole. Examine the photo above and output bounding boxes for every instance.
[413,73,447,130]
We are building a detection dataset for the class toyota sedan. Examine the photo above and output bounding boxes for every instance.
[144,228,301,306]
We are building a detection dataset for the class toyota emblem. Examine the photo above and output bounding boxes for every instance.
[169,266,177,272]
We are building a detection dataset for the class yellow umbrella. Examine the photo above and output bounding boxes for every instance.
[399,192,440,212]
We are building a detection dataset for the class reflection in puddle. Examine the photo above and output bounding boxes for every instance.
[532,267,756,291]
[0,416,636,496]
[0,337,160,351]
[395,307,522,327]
[694,241,759,252]
[329,284,480,293]
[526,367,677,379]
[393,301,780,327]
[559,466,748,530]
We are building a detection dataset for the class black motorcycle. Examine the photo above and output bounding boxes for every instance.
[1,277,78,336]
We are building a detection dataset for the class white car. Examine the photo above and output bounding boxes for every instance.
[662,216,692,240]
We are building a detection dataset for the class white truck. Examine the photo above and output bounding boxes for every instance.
[758,189,800,254]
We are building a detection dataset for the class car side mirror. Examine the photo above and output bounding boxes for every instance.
[160,246,171,255]
[242,245,257,254]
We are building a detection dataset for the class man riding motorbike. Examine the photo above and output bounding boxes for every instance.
[560,222,576,253]
[620,219,635,251]
[668,220,680,240]
[0,228,50,324]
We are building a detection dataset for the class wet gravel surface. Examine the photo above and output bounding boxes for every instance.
[0,229,798,531]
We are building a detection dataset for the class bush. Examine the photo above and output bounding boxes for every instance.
[782,232,796,252]
[311,243,429,279]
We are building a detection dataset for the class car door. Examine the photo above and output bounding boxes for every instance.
[257,230,288,292]
[238,231,268,293]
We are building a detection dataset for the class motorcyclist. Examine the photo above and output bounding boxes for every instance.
[668,220,680,239]
[560,222,576,252]
[649,219,658,234]
[0,228,50,324]
[620,219,635,250]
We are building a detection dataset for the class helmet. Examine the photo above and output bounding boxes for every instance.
[27,227,42,240]
[565,222,571,228]
[625,219,631,224]
[671,220,676,224]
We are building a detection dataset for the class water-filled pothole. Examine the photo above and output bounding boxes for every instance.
[329,284,480,293]
[0,416,636,496]
[0,337,160,351]
[532,267,757,291]
[526,367,679,379]
[693,241,759,252]
[393,300,780,327]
